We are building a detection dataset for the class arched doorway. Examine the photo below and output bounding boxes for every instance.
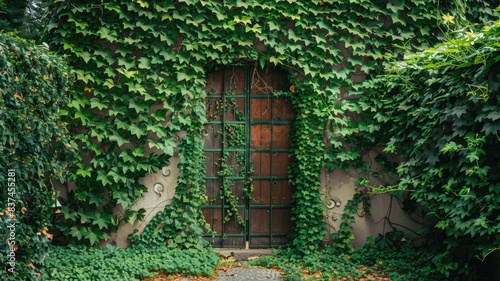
[202,65,295,248]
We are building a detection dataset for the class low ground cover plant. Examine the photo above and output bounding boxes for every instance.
[249,233,444,281]
[41,244,219,281]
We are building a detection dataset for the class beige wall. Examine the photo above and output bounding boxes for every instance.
[112,157,180,248]
[322,168,424,246]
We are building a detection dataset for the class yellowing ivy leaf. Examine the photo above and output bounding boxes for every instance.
[234,16,252,25]
[135,0,149,8]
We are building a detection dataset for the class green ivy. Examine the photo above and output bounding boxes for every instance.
[328,192,371,254]
[0,33,73,280]
[250,236,444,280]
[41,244,219,280]
[47,0,496,257]
[355,10,500,278]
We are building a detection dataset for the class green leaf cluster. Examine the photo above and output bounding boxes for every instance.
[0,33,73,280]
[356,14,500,278]
[41,244,219,280]
[249,237,444,280]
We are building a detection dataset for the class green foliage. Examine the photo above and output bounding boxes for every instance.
[0,0,49,42]
[250,236,443,281]
[41,244,219,280]
[356,12,500,278]
[47,0,496,258]
[0,33,72,280]
[287,84,329,255]
[328,192,371,253]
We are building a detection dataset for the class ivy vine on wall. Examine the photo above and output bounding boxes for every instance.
[47,0,495,256]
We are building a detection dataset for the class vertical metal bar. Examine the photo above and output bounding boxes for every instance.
[245,66,251,249]
[221,68,226,248]
[269,69,274,248]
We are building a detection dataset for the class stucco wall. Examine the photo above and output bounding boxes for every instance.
[112,157,180,248]
[321,149,429,246]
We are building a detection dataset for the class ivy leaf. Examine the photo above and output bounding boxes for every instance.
[258,57,266,69]
[269,56,284,65]
[76,163,92,178]
[441,141,463,154]
[129,123,146,138]
[234,16,252,25]
[485,111,500,121]
[97,170,113,186]
[90,98,108,110]
[137,57,150,69]
[114,191,132,209]
[245,24,262,34]
[86,231,100,246]
[69,226,83,240]
[93,215,109,230]
[109,132,128,146]
[482,122,500,135]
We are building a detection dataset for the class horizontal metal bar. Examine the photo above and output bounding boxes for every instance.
[206,95,247,98]
[202,205,246,208]
[203,234,245,237]
[249,205,293,209]
[250,176,289,180]
[249,94,280,98]
[250,148,291,152]
[204,233,289,238]
[247,245,290,249]
[207,121,245,125]
[250,121,293,125]
[204,176,246,180]
[202,204,292,209]
[249,233,289,237]
[204,148,291,152]
[203,148,246,152]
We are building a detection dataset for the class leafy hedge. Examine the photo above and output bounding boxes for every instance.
[41,245,219,281]
[0,34,73,280]
[358,13,500,278]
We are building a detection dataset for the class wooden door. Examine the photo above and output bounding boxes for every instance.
[203,66,295,248]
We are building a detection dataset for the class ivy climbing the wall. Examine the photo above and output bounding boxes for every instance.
[47,0,496,257]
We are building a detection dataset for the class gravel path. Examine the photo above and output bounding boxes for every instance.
[179,267,283,281]
[213,267,282,281]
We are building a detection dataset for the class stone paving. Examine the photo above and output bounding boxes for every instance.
[179,266,283,281]
[179,249,283,281]
[212,267,283,281]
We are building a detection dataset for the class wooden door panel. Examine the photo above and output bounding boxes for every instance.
[273,98,295,120]
[203,66,294,248]
[250,209,270,233]
[250,152,271,176]
[271,152,291,175]
[251,98,272,120]
[251,180,271,205]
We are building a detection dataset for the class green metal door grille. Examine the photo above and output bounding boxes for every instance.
[202,66,294,248]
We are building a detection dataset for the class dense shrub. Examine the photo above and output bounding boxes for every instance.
[359,13,500,278]
[0,34,72,280]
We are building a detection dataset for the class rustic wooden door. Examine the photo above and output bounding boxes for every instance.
[202,66,295,248]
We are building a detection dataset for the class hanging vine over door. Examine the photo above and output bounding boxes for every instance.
[203,66,295,248]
